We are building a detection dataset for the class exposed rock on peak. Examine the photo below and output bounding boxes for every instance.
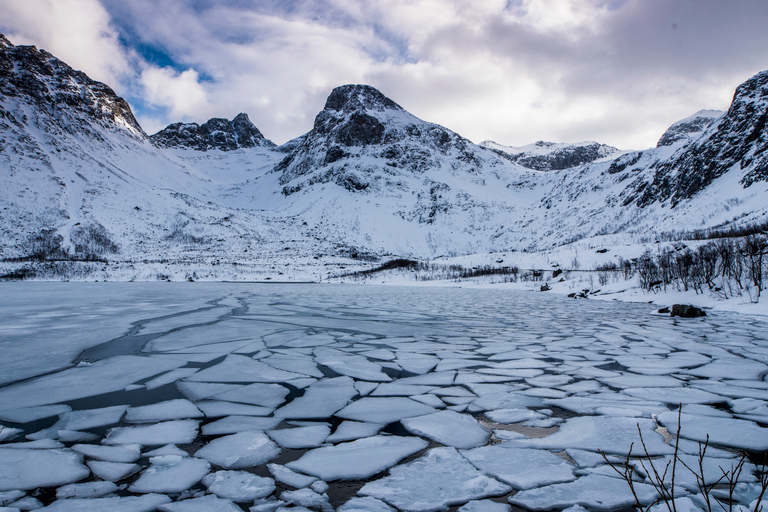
[0,33,144,137]
[481,140,620,171]
[150,113,275,151]
[656,109,722,147]
[323,84,403,113]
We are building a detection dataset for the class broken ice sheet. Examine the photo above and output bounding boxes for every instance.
[71,443,140,463]
[56,481,118,499]
[274,376,356,419]
[335,397,437,424]
[267,464,318,488]
[185,355,304,383]
[462,446,576,489]
[157,494,242,512]
[87,460,140,482]
[128,455,210,494]
[201,415,281,436]
[286,435,428,481]
[267,425,330,449]
[38,494,171,512]
[124,399,203,423]
[212,383,290,408]
[196,400,272,418]
[0,448,90,491]
[401,410,489,449]
[326,421,384,443]
[195,431,281,469]
[0,404,72,424]
[104,420,200,446]
[203,470,275,501]
[656,411,768,451]
[359,447,512,512]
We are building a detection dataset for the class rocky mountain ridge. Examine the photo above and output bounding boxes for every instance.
[150,113,275,151]
[480,140,621,171]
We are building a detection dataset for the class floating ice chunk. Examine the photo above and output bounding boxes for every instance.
[468,393,543,412]
[523,417,564,428]
[267,464,318,488]
[492,430,527,441]
[104,420,199,446]
[129,456,210,493]
[185,355,304,383]
[622,387,724,404]
[0,491,25,506]
[431,387,475,397]
[656,411,768,451]
[28,405,130,440]
[484,408,545,424]
[196,401,272,418]
[280,488,330,509]
[2,440,64,449]
[515,416,674,456]
[593,406,645,417]
[144,444,188,457]
[462,446,575,489]
[458,499,511,512]
[599,375,682,389]
[56,431,98,443]
[176,382,241,402]
[250,499,288,512]
[0,405,71,424]
[203,471,275,501]
[684,359,767,380]
[86,461,140,482]
[396,372,456,386]
[525,375,573,388]
[267,426,330,449]
[261,355,324,378]
[157,494,242,512]
[326,421,383,443]
[354,381,378,396]
[313,348,391,382]
[71,443,140,463]
[648,496,705,512]
[212,383,290,408]
[636,453,756,492]
[521,388,567,398]
[544,396,665,416]
[402,411,489,449]
[361,349,396,361]
[201,416,281,436]
[38,494,170,512]
[335,397,436,424]
[395,355,438,375]
[274,377,356,419]
[311,481,328,493]
[0,356,183,409]
[144,369,199,390]
[287,436,428,481]
[359,447,512,512]
[0,427,22,442]
[566,449,616,468]
[286,378,317,389]
[509,474,658,511]
[125,400,203,423]
[693,382,768,401]
[56,481,118,499]
[409,394,446,408]
[371,384,438,396]
[0,448,90,491]
[195,432,281,469]
[337,497,395,512]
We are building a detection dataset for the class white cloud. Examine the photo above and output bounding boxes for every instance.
[4,0,768,148]
[140,66,211,122]
[0,0,133,90]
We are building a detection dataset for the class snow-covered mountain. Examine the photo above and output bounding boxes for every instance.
[1,33,767,279]
[480,140,621,171]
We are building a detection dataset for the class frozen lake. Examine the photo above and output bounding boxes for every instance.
[0,283,767,511]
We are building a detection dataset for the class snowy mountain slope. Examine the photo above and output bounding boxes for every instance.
[1,32,767,278]
[480,140,621,171]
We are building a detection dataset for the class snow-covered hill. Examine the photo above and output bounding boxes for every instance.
[1,33,767,280]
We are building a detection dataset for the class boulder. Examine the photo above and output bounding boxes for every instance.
[670,304,706,318]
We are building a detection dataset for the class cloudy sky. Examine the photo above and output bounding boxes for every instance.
[2,0,767,149]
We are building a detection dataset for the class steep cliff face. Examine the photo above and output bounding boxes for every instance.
[634,70,768,207]
[150,113,275,151]
[655,109,722,147]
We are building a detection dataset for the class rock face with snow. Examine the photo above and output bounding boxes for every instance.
[150,113,275,151]
[274,84,496,195]
[481,140,620,171]
[655,109,721,147]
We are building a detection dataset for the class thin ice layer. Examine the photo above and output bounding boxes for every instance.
[401,410,489,449]
[195,431,281,469]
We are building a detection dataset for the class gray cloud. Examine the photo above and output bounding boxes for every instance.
[2,0,767,148]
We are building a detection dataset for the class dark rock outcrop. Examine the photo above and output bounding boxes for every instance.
[150,113,274,151]
[670,304,707,318]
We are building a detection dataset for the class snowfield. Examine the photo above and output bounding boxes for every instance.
[0,283,766,511]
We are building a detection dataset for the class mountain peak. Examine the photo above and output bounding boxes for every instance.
[0,33,12,49]
[323,84,403,113]
[150,113,275,151]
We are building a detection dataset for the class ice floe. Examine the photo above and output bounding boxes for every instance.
[129,455,210,493]
[0,448,90,491]
[104,420,200,446]
[401,410,489,449]
[274,377,356,419]
[267,425,330,448]
[201,416,281,436]
[56,481,118,499]
[195,431,281,469]
[38,494,170,512]
[462,446,576,489]
[71,443,140,462]
[326,421,383,443]
[359,447,512,512]
[124,400,203,423]
[656,411,768,450]
[335,397,436,424]
[267,464,318,488]
[203,471,275,501]
[156,494,242,512]
[286,436,428,481]
[87,460,140,481]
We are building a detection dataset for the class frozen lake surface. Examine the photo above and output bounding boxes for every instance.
[0,283,767,511]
